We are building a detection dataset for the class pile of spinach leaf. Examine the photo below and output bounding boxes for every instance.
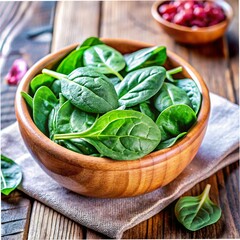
[22,37,201,160]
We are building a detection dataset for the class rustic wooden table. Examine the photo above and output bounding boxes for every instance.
[1,1,239,239]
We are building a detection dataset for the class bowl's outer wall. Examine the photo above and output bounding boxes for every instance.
[15,39,210,198]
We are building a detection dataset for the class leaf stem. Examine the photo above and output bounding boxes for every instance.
[112,71,124,81]
[54,132,83,140]
[167,66,183,75]
[42,68,67,80]
[197,184,211,212]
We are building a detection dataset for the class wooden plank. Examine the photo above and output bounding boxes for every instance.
[28,201,84,239]
[101,1,175,50]
[51,1,101,51]
[227,0,239,103]
[0,2,21,33]
[86,229,106,239]
[1,191,32,240]
[1,1,55,129]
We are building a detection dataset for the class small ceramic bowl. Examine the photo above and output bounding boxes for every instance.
[15,39,210,198]
[151,0,233,44]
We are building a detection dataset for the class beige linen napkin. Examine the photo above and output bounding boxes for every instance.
[1,93,239,239]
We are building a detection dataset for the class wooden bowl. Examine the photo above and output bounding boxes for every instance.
[15,39,210,198]
[151,0,233,44]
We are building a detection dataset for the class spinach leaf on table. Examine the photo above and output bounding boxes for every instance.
[156,104,197,141]
[1,154,22,195]
[124,46,167,72]
[54,110,161,160]
[174,78,202,114]
[30,74,55,94]
[175,184,221,231]
[154,82,193,112]
[33,86,58,136]
[56,47,88,75]
[83,45,125,80]
[117,66,166,107]
[78,36,104,48]
[42,67,119,114]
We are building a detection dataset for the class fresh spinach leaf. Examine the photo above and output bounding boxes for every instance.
[78,37,104,49]
[83,45,125,80]
[30,74,55,94]
[48,104,60,140]
[69,139,98,155]
[21,91,33,110]
[54,110,161,160]
[59,93,67,106]
[139,102,158,121]
[1,154,22,195]
[174,79,202,114]
[154,82,193,112]
[33,86,58,135]
[124,46,167,72]
[155,132,187,150]
[50,79,61,97]
[117,66,166,107]
[156,104,196,141]
[42,67,119,114]
[56,47,88,75]
[175,184,222,231]
[54,100,96,134]
[106,75,121,86]
[60,140,84,154]
[49,100,98,155]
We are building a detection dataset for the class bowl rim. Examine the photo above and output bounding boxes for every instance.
[15,38,210,171]
[151,0,233,32]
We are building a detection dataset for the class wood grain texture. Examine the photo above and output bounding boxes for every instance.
[28,201,84,239]
[1,191,32,240]
[101,1,175,50]
[51,1,101,51]
[227,0,239,104]
[0,1,55,129]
